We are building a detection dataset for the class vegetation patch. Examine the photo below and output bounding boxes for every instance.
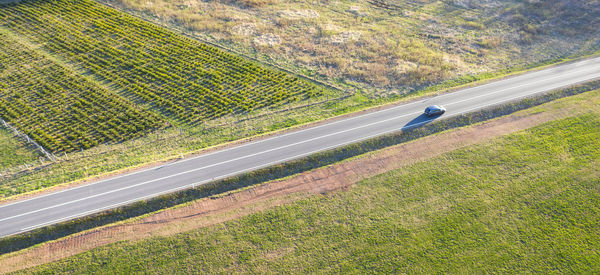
[0,30,162,153]
[99,0,600,94]
[0,128,39,168]
[0,0,332,123]
[14,107,600,273]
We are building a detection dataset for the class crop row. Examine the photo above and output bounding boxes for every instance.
[0,32,163,153]
[0,0,325,122]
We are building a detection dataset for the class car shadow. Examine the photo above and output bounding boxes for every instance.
[402,113,441,131]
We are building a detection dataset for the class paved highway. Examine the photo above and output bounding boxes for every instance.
[1,57,600,237]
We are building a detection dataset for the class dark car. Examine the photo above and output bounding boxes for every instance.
[424,105,446,117]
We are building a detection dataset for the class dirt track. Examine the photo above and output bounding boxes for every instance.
[0,108,571,273]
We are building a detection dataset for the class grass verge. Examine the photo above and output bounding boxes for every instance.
[0,128,40,168]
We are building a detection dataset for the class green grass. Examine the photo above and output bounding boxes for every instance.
[0,128,39,168]
[19,112,600,273]
[0,89,368,198]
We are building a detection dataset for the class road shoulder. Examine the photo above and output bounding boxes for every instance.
[2,89,596,273]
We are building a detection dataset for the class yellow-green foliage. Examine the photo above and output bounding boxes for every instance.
[0,31,163,153]
[0,0,327,123]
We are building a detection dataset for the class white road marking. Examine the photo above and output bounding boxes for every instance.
[2,58,600,239]
[0,108,423,223]
[4,70,600,229]
[2,57,599,211]
[14,82,585,235]
[445,68,600,107]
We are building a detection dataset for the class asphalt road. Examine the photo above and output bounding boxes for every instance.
[1,57,600,238]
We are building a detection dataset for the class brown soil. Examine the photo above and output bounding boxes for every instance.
[0,108,570,273]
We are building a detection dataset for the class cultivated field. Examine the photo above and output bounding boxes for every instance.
[0,0,330,124]
[101,0,600,94]
[0,0,343,185]
[0,0,352,199]
[12,96,600,273]
[0,30,163,153]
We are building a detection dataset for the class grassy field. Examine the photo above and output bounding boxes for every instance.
[0,128,39,168]
[102,0,600,94]
[18,110,600,273]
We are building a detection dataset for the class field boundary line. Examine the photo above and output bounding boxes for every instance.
[96,0,351,95]
[0,118,53,162]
